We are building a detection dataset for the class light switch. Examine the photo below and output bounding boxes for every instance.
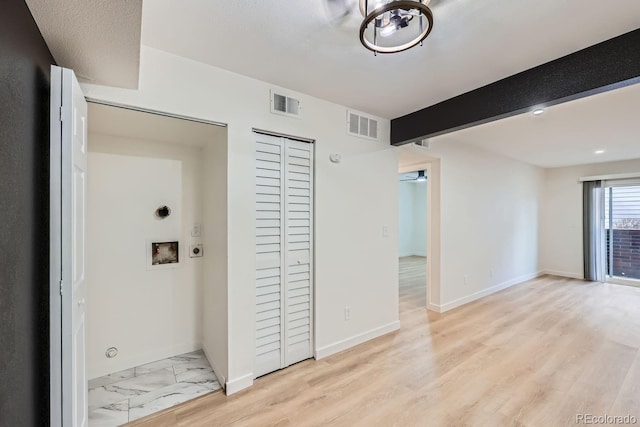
[382,225,389,238]
[191,224,201,237]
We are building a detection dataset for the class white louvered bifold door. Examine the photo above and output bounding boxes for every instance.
[254,133,313,379]
[284,139,313,367]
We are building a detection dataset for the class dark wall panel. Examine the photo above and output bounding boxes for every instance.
[0,1,55,426]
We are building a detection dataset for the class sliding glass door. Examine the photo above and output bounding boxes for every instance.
[604,179,640,286]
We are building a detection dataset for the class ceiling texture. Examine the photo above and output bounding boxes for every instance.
[142,0,640,119]
[27,0,640,167]
[26,0,142,88]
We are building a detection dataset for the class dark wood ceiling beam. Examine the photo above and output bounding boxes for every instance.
[391,28,640,145]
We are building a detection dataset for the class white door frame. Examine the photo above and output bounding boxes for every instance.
[85,97,228,128]
[50,65,64,427]
[398,158,441,312]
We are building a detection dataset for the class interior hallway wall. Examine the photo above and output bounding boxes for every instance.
[427,136,544,311]
[86,133,205,378]
[398,180,427,257]
[202,131,229,387]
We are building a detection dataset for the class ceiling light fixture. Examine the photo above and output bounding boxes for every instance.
[400,170,427,182]
[359,0,434,55]
[595,150,605,154]
[532,108,545,116]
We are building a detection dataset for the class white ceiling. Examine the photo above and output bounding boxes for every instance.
[141,0,640,119]
[88,103,227,148]
[26,0,640,169]
[436,82,640,168]
[26,0,142,88]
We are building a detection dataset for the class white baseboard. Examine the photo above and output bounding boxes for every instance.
[201,345,226,391]
[540,270,584,280]
[225,372,254,395]
[426,303,441,313]
[437,271,543,313]
[88,341,200,380]
[314,320,401,360]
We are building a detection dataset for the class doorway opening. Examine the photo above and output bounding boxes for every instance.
[398,170,428,311]
[84,102,227,425]
[396,142,441,312]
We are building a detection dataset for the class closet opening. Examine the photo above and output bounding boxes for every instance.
[85,102,228,425]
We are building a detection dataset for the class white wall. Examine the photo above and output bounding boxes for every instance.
[398,182,414,257]
[81,47,399,392]
[540,158,640,279]
[86,133,205,379]
[202,132,228,387]
[398,181,427,257]
[412,182,427,256]
[428,136,544,311]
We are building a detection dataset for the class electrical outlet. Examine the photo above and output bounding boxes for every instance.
[382,226,389,238]
[344,306,351,321]
[490,268,494,278]
[191,224,201,237]
[190,244,203,258]
[464,275,469,285]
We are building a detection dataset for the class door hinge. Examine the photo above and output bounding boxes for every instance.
[59,106,63,122]
[59,279,63,296]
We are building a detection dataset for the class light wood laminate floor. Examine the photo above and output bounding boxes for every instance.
[399,256,427,311]
[127,269,640,427]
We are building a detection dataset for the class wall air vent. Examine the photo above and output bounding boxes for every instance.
[270,90,301,118]
[347,110,378,140]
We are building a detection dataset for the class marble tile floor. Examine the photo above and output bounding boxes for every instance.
[88,350,221,427]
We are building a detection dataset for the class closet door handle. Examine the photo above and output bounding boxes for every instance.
[77,298,86,307]
[297,260,302,265]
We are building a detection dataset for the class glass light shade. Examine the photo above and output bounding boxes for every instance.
[359,0,433,54]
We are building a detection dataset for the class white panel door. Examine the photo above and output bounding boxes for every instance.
[254,134,314,378]
[60,67,88,427]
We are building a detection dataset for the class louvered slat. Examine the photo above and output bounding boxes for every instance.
[288,306,310,319]
[256,274,280,288]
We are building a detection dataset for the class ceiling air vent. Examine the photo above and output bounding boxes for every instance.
[270,90,301,118]
[347,110,378,140]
